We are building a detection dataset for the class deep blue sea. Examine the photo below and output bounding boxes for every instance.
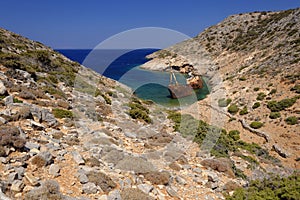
[57,49,209,107]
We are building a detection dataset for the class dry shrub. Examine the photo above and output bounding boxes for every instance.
[24,180,64,200]
[57,99,70,109]
[121,188,154,200]
[0,125,26,153]
[31,152,53,167]
[201,158,235,178]
[19,90,36,100]
[143,171,170,185]
[87,171,116,193]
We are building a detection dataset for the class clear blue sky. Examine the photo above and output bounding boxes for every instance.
[1,0,299,49]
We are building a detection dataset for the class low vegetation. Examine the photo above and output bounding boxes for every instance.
[256,92,267,101]
[0,125,26,157]
[168,112,277,165]
[250,121,264,129]
[228,104,239,114]
[218,98,232,107]
[285,116,298,125]
[128,98,151,123]
[267,96,299,112]
[52,108,73,119]
[226,174,300,200]
[252,102,260,109]
[239,106,248,115]
[269,112,281,119]
[290,84,300,94]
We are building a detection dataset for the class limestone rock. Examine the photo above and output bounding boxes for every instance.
[49,164,60,177]
[11,180,24,192]
[0,80,7,95]
[71,151,85,165]
[137,184,154,194]
[273,144,290,158]
[82,182,97,194]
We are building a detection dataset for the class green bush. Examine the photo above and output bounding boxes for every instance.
[267,96,299,112]
[285,116,298,125]
[226,174,300,200]
[228,104,239,114]
[52,108,73,119]
[229,130,240,141]
[269,89,277,95]
[256,92,267,101]
[269,112,281,119]
[239,106,248,115]
[218,98,232,107]
[291,84,300,94]
[252,102,261,109]
[239,76,247,81]
[128,99,151,123]
[129,109,151,123]
[168,112,277,165]
[13,98,23,103]
[250,121,263,129]
[253,87,260,91]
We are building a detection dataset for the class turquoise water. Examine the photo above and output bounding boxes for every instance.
[123,67,210,107]
[57,49,210,107]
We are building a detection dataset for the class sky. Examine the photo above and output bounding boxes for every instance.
[0,0,299,49]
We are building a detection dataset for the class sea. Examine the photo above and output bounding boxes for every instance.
[56,49,210,107]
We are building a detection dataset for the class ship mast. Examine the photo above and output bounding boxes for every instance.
[167,61,178,86]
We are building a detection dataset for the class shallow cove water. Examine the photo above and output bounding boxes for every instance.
[57,49,210,107]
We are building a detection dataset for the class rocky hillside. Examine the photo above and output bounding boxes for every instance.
[141,8,300,170]
[0,7,299,199]
[0,28,272,200]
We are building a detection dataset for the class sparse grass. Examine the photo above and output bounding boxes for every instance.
[52,108,73,119]
[168,112,276,163]
[13,98,23,103]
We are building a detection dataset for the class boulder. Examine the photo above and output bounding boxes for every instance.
[82,182,97,194]
[0,80,7,95]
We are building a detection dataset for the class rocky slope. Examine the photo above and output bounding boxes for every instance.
[141,8,300,169]
[0,28,260,200]
[0,7,299,199]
